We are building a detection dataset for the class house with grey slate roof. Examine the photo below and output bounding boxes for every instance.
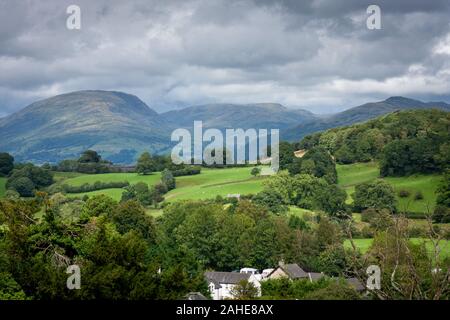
[266,262,326,283]
[267,263,309,280]
[205,271,261,300]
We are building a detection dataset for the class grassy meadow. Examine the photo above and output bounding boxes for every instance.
[337,162,441,213]
[64,167,268,202]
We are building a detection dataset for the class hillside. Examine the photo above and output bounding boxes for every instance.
[0,91,170,164]
[297,109,450,172]
[336,162,441,213]
[161,103,317,129]
[284,97,450,141]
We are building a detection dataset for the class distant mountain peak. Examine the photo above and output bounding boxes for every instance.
[384,96,422,105]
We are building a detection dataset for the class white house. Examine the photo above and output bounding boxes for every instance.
[205,271,261,300]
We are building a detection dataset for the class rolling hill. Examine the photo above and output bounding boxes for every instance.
[1,91,450,164]
[283,96,450,141]
[0,93,317,164]
[160,103,317,130]
[0,91,170,163]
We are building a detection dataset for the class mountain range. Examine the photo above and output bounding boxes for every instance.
[0,90,449,164]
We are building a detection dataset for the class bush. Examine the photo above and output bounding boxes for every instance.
[433,205,450,223]
[161,169,176,191]
[398,190,411,198]
[7,177,35,197]
[361,208,378,223]
[303,279,361,300]
[361,226,374,238]
[63,181,130,194]
[4,190,20,200]
[251,167,261,177]
[408,226,427,238]
[172,166,201,177]
[414,191,424,201]
[0,153,14,176]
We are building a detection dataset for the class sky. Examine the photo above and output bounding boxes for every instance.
[1,0,450,117]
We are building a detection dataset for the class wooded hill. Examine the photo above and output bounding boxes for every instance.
[297,109,450,176]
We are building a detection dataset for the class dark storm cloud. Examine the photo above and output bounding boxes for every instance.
[0,0,449,116]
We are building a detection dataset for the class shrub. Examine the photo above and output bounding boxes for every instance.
[408,226,426,238]
[398,189,411,198]
[433,205,450,223]
[161,169,176,190]
[0,153,14,176]
[361,208,378,223]
[361,226,374,238]
[63,181,129,193]
[251,167,261,177]
[172,166,201,177]
[414,191,424,201]
[7,177,35,197]
[4,190,20,200]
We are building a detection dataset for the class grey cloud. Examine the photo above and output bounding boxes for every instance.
[0,0,449,115]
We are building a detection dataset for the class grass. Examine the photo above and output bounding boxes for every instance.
[165,167,267,201]
[67,188,125,201]
[337,162,442,213]
[63,167,268,202]
[146,208,164,218]
[344,238,450,260]
[288,206,315,218]
[343,238,373,253]
[52,171,85,183]
[0,177,6,198]
[337,162,380,187]
[385,175,441,214]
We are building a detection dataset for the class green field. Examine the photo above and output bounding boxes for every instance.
[288,206,315,218]
[337,162,441,213]
[63,172,162,186]
[0,177,6,198]
[65,167,268,202]
[344,238,450,260]
[165,167,266,201]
